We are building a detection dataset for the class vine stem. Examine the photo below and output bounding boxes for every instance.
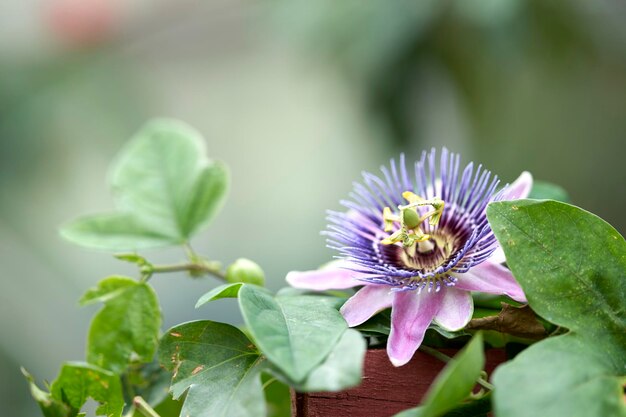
[133,396,161,417]
[150,262,226,280]
[418,345,495,391]
[141,242,227,282]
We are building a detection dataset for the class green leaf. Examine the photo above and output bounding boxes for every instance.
[79,275,137,306]
[114,253,148,265]
[61,119,229,250]
[159,320,266,417]
[109,118,228,241]
[293,329,366,392]
[84,276,161,374]
[487,200,626,417]
[488,200,625,333]
[22,368,76,417]
[262,373,291,417]
[238,286,347,382]
[195,283,244,308]
[393,333,486,417]
[60,212,177,251]
[528,180,570,202]
[50,362,125,417]
[494,335,625,417]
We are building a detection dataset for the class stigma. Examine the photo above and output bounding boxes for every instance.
[381,191,445,252]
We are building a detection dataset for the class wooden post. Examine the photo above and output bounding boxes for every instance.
[292,348,506,417]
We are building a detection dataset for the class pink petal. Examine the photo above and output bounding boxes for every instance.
[504,171,533,200]
[387,290,444,367]
[433,288,473,331]
[489,246,506,265]
[454,261,527,303]
[285,261,365,290]
[340,285,393,326]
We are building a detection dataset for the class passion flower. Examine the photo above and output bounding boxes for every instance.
[287,149,532,366]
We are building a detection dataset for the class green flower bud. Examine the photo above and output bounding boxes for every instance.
[225,258,266,286]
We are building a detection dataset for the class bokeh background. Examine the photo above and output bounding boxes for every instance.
[1,0,625,415]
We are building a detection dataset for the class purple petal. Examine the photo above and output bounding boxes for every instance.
[387,290,444,367]
[433,288,473,331]
[504,171,533,200]
[285,265,364,290]
[454,261,527,303]
[340,285,393,326]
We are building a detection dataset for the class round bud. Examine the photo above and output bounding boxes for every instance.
[225,258,266,286]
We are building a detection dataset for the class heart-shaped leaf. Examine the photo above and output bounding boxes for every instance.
[238,285,347,383]
[61,119,228,250]
[159,320,266,417]
[487,200,626,417]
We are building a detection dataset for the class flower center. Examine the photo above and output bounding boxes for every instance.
[379,192,460,292]
[381,191,445,255]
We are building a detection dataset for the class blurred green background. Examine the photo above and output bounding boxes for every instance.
[1,0,625,415]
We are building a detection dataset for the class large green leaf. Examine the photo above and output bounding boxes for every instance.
[238,286,347,383]
[158,320,266,417]
[50,362,124,417]
[393,333,486,417]
[109,119,228,240]
[83,276,161,374]
[61,119,228,250]
[290,328,366,392]
[487,200,626,417]
[494,335,625,417]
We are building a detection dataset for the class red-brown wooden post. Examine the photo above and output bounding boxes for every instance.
[292,348,506,417]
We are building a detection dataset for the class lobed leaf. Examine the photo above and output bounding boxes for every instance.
[61,119,229,250]
[159,320,265,417]
[109,119,228,242]
[487,200,626,417]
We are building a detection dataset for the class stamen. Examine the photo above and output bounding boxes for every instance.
[408,274,456,293]
[381,191,445,250]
